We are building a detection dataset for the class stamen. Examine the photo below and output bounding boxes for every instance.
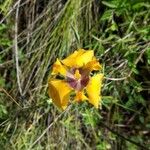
[74,69,81,79]
[66,68,89,91]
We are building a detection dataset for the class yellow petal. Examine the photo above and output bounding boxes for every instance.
[74,91,88,102]
[86,74,103,108]
[48,79,72,110]
[83,57,102,72]
[62,49,94,67]
[52,59,67,76]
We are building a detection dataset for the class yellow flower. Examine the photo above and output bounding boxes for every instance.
[48,49,104,110]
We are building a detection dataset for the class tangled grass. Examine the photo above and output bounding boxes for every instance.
[0,0,150,149]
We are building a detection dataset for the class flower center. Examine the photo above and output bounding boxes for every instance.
[74,70,81,80]
[66,68,89,91]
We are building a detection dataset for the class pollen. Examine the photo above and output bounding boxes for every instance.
[74,69,81,80]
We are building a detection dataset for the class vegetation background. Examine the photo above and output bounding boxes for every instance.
[0,0,150,149]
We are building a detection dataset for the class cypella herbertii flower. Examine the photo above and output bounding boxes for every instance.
[48,49,104,110]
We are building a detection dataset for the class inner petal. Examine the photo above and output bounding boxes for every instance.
[66,68,89,91]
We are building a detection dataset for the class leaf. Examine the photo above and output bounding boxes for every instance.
[102,1,117,8]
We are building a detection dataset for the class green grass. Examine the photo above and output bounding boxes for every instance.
[0,0,150,149]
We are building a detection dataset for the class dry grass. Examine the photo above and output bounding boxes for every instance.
[0,0,150,149]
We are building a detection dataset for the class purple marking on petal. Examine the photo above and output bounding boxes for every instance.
[69,80,77,89]
[66,68,90,91]
[81,76,89,87]
[66,71,75,79]
[76,80,82,91]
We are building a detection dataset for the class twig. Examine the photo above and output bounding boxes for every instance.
[0,0,30,24]
[14,0,23,96]
[104,76,127,81]
[0,1,19,24]
[99,122,150,150]
[105,44,149,81]
[0,88,22,108]
[29,105,72,149]
[0,60,13,68]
